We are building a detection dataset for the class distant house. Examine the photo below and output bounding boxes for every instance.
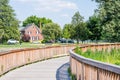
[20,23,43,42]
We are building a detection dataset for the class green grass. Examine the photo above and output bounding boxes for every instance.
[0,42,60,52]
[0,42,45,48]
[75,47,120,65]
[68,67,77,80]
[0,42,75,51]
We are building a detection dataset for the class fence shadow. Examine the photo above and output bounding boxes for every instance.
[56,62,71,80]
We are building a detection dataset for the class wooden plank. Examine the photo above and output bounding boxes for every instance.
[70,50,120,74]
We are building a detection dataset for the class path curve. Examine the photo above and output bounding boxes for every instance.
[56,62,70,80]
[0,56,69,80]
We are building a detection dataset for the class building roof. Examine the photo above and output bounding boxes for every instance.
[19,26,25,31]
[20,23,41,33]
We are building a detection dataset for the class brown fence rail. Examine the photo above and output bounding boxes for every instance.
[0,45,76,76]
[69,43,120,80]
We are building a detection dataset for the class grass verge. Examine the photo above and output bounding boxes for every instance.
[75,47,120,65]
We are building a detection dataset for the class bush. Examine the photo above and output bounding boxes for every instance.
[68,67,77,80]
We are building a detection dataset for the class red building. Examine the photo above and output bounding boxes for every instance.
[20,23,43,42]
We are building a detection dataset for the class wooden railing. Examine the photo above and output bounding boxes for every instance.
[0,45,76,76]
[69,43,120,80]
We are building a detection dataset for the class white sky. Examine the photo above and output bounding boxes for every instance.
[10,0,98,28]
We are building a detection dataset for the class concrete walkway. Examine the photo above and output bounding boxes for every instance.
[0,56,70,80]
[56,62,70,80]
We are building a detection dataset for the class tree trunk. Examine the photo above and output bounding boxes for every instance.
[77,39,79,44]
[82,40,84,44]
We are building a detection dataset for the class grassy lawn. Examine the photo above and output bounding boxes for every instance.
[75,48,120,65]
[0,43,44,48]
[0,42,112,52]
[0,42,48,52]
[0,42,72,52]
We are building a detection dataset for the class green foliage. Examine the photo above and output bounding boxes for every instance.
[2,27,20,42]
[0,0,20,42]
[92,1,120,42]
[62,24,73,39]
[23,15,53,28]
[71,11,90,43]
[75,46,82,55]
[42,23,62,42]
[67,67,71,77]
[86,15,102,41]
[23,16,39,27]
[39,17,52,27]
[74,22,90,42]
[71,74,77,80]
[0,29,4,39]
[67,67,77,80]
[72,11,84,26]
[76,48,120,65]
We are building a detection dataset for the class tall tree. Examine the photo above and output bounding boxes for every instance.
[0,0,20,42]
[0,29,4,42]
[62,24,73,39]
[42,23,62,43]
[71,11,89,43]
[86,15,102,41]
[93,1,120,42]
[39,17,53,27]
[23,16,53,28]
[72,11,84,26]
[23,16,39,27]
[74,22,90,43]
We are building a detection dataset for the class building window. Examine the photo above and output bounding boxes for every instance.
[36,31,39,34]
[32,36,34,40]
[28,31,31,34]
[36,36,39,40]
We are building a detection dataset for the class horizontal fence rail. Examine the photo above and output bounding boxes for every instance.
[0,45,76,76]
[69,43,120,80]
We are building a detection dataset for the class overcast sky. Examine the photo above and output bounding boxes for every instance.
[9,0,98,27]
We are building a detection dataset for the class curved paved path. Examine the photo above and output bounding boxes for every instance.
[56,62,70,80]
[0,56,70,80]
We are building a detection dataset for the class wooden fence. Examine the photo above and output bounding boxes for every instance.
[69,43,120,80]
[0,45,75,76]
